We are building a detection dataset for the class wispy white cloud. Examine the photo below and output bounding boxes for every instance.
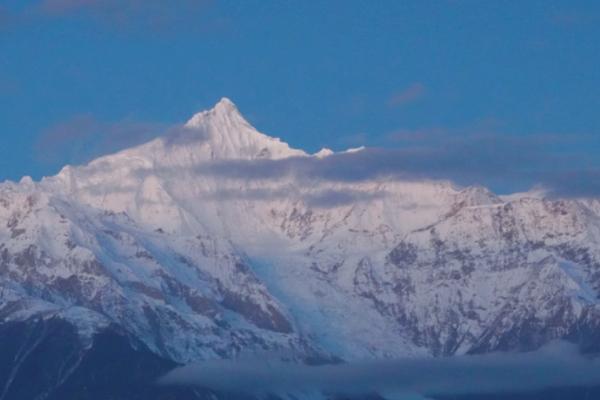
[4,0,216,34]
[388,83,426,107]
[549,9,598,28]
[0,5,16,31]
[386,126,448,143]
[213,187,386,208]
[35,114,168,165]
[38,0,209,17]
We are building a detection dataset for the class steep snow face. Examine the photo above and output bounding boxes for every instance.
[3,98,600,363]
[184,97,306,160]
[0,180,307,363]
[41,98,309,236]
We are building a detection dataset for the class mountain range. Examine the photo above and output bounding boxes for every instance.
[2,98,600,399]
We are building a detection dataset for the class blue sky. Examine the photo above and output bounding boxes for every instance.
[1,0,599,194]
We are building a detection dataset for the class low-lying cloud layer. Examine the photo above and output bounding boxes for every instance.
[172,144,599,198]
[160,342,600,398]
[202,187,387,208]
[34,111,600,198]
[215,121,600,197]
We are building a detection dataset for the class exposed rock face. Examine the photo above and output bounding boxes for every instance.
[2,99,600,397]
[355,198,600,356]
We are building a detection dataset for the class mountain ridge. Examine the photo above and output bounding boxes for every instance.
[2,98,600,397]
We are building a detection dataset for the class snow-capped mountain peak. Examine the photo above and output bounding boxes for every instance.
[185,97,246,130]
[181,98,306,160]
[43,98,311,234]
[213,96,238,112]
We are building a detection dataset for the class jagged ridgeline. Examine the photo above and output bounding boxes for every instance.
[2,99,600,398]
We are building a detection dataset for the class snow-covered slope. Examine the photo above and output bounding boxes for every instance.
[2,98,600,371]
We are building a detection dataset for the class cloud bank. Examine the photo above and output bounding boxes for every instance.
[159,342,600,398]
[190,127,600,197]
[36,111,600,198]
[168,145,597,198]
